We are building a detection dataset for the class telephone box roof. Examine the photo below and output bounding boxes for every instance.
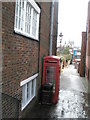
[44,56,60,61]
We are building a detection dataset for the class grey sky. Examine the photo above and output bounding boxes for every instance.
[57,0,89,47]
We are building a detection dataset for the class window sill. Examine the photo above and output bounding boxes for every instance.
[14,28,39,41]
[20,73,38,86]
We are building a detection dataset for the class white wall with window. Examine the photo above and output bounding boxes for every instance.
[20,73,38,110]
[14,0,40,40]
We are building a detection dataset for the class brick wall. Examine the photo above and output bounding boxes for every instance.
[1,1,58,118]
[86,1,90,81]
[39,2,51,87]
[80,32,86,77]
[52,2,58,55]
[0,2,2,119]
[2,2,39,118]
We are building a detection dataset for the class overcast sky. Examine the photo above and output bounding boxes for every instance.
[57,0,89,47]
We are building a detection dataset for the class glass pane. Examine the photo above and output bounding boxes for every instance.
[21,20,23,31]
[19,7,21,17]
[22,0,24,8]
[32,10,37,37]
[22,85,25,106]
[25,23,27,33]
[21,3,24,19]
[31,80,34,97]
[20,0,21,7]
[16,0,19,5]
[16,16,18,28]
[29,25,30,34]
[33,10,37,20]
[27,83,29,100]
[33,79,36,96]
[27,24,28,33]
[16,4,18,15]
[25,2,31,34]
[19,18,20,29]
[15,0,25,31]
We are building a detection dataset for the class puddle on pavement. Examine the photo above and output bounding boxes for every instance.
[26,90,88,118]
[49,90,88,118]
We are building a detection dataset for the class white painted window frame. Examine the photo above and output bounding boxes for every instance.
[14,0,40,41]
[20,73,38,111]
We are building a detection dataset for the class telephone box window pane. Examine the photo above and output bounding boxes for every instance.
[45,66,56,84]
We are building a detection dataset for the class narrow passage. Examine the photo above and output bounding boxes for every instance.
[26,64,88,118]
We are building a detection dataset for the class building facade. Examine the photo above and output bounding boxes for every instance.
[80,32,86,77]
[86,1,90,81]
[0,0,58,118]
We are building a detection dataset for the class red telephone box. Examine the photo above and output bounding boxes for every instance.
[42,56,61,104]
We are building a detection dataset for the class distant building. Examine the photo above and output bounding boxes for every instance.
[80,32,86,77]
[80,1,90,81]
[72,47,81,62]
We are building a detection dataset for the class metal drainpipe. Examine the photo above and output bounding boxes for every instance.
[49,0,54,56]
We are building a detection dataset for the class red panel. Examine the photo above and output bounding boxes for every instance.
[42,56,61,104]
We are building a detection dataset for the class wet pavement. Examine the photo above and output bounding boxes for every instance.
[26,64,88,119]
